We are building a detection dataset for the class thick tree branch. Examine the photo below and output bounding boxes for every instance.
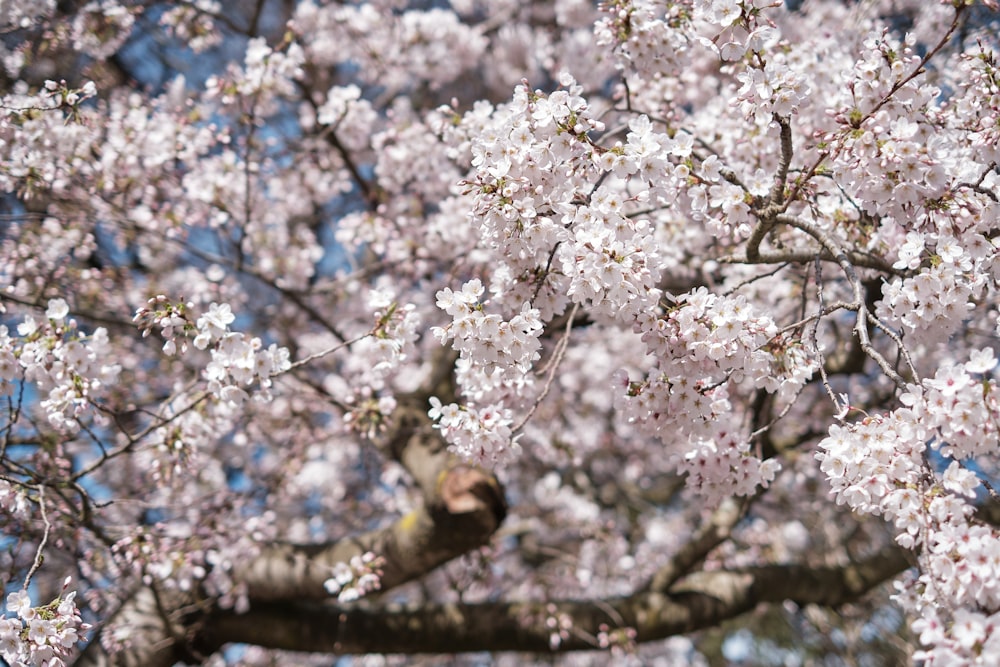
[720,247,900,274]
[237,462,505,601]
[76,397,506,666]
[199,547,911,655]
[746,114,794,262]
[75,586,201,667]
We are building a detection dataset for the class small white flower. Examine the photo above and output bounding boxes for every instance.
[46,298,70,321]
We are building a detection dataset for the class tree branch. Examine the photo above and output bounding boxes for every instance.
[199,547,911,655]
[238,462,505,602]
[76,396,506,665]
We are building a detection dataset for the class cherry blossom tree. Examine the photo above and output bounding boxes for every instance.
[1,0,1000,664]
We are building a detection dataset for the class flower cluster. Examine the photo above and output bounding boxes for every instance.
[316,84,377,151]
[133,295,197,355]
[202,334,290,406]
[817,350,1000,546]
[343,393,398,440]
[594,0,693,80]
[693,1,814,120]
[5,0,1000,664]
[816,413,927,538]
[428,397,520,467]
[910,349,1000,461]
[733,57,811,119]
[598,623,639,657]
[910,603,1000,666]
[466,77,681,328]
[2,298,121,432]
[293,3,487,91]
[371,290,420,370]
[324,552,384,603]
[544,605,574,650]
[0,80,98,197]
[432,279,543,387]
[346,288,421,393]
[41,79,98,114]
[69,0,136,60]
[112,514,274,616]
[205,37,304,114]
[159,0,222,53]
[818,349,1000,661]
[427,278,542,465]
[0,480,28,518]
[611,289,810,500]
[0,0,54,29]
[897,516,1000,664]
[135,298,291,404]
[824,31,956,225]
[562,189,664,323]
[464,75,601,317]
[878,244,984,347]
[676,434,780,502]
[952,43,1000,167]
[636,289,782,384]
[1,579,90,666]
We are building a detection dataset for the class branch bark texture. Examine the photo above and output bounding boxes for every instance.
[76,398,506,666]
[200,547,910,655]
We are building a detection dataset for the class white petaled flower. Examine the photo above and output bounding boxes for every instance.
[966,348,997,374]
[45,298,70,321]
[195,302,235,347]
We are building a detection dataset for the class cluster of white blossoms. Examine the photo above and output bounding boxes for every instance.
[347,287,421,394]
[432,279,544,387]
[816,413,927,538]
[429,397,520,467]
[818,349,1000,662]
[159,0,222,53]
[594,0,693,80]
[0,480,28,518]
[429,279,542,466]
[1,579,90,667]
[316,84,377,151]
[637,289,785,387]
[70,0,136,60]
[818,350,1000,543]
[1,298,121,433]
[465,74,603,316]
[454,57,819,475]
[0,0,54,29]
[696,1,812,118]
[134,298,291,404]
[733,55,811,120]
[198,304,291,404]
[293,2,487,91]
[612,288,803,501]
[205,36,304,114]
[323,552,384,603]
[562,187,664,323]
[111,514,274,617]
[878,238,987,347]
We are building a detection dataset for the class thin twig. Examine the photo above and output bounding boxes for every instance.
[776,214,904,387]
[24,484,50,590]
[809,255,843,407]
[513,304,578,434]
[74,389,211,480]
[284,330,373,372]
[749,382,809,441]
